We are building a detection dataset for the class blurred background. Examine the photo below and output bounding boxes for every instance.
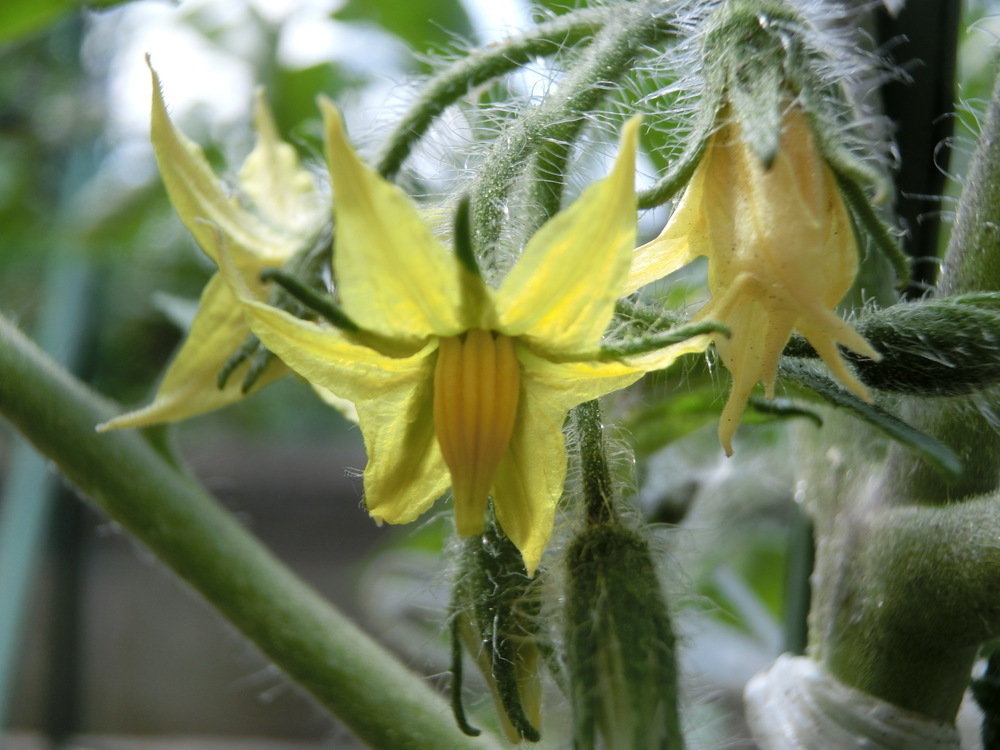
[1,0,999,747]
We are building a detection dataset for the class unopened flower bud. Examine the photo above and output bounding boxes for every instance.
[565,522,683,750]
[450,519,543,743]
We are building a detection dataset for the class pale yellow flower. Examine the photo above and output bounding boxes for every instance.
[216,109,698,574]
[627,106,880,454]
[101,62,352,430]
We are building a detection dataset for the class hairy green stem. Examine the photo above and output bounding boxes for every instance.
[0,313,499,750]
[887,66,1000,505]
[811,65,1000,725]
[375,7,611,180]
[576,399,616,526]
[470,0,675,253]
[821,497,1000,722]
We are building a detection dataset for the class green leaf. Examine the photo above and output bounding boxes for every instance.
[336,0,472,58]
[780,360,963,479]
[0,0,131,44]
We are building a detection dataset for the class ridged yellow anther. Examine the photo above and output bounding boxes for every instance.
[434,329,521,535]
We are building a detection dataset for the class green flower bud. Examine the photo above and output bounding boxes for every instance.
[565,522,683,750]
[450,518,543,743]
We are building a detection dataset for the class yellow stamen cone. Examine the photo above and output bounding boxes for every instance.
[434,330,521,535]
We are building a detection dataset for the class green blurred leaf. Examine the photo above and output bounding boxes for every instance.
[336,0,472,57]
[0,0,132,44]
[627,382,720,457]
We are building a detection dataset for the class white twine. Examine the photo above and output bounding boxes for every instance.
[744,655,962,750]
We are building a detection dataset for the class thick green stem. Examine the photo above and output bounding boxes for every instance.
[876,67,1000,506]
[819,498,1000,722]
[0,313,499,750]
[470,0,674,253]
[375,7,611,180]
[887,66,1000,505]
[811,65,1000,725]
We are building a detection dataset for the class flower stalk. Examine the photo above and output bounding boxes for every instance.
[0,312,502,750]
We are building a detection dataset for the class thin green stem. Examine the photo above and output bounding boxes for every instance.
[0,313,500,750]
[576,399,616,526]
[375,7,611,180]
[470,0,675,252]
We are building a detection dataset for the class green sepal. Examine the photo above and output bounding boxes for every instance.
[701,0,800,167]
[453,194,481,279]
[784,294,1000,397]
[451,516,543,743]
[746,395,823,428]
[779,360,962,478]
[601,320,728,358]
[637,120,712,210]
[833,168,911,288]
[260,268,359,333]
[449,616,481,738]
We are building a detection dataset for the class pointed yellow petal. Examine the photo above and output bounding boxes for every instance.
[320,98,464,340]
[623,129,728,294]
[496,118,641,352]
[357,356,450,527]
[147,60,299,267]
[491,399,563,578]
[240,299,449,525]
[239,89,325,236]
[98,274,285,431]
[490,345,643,574]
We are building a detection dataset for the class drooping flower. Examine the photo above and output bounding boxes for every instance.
[100,61,351,431]
[626,105,880,455]
[216,107,700,574]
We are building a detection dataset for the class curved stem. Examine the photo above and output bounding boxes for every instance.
[470,0,675,252]
[375,7,611,180]
[821,497,1000,722]
[0,313,499,750]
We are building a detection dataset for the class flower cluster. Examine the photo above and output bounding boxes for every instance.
[107,53,879,570]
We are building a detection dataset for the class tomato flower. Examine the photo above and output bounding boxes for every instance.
[626,106,880,454]
[101,62,349,431]
[217,109,698,573]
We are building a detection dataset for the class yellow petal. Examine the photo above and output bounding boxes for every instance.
[320,98,464,341]
[491,345,643,574]
[496,118,641,352]
[98,274,285,431]
[240,299,449,525]
[239,89,325,236]
[311,384,359,424]
[623,128,728,294]
[147,60,297,267]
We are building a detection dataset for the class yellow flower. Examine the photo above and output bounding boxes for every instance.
[626,106,880,455]
[216,108,694,574]
[101,62,352,430]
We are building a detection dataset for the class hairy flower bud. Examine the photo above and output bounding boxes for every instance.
[565,522,683,750]
[451,520,543,743]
